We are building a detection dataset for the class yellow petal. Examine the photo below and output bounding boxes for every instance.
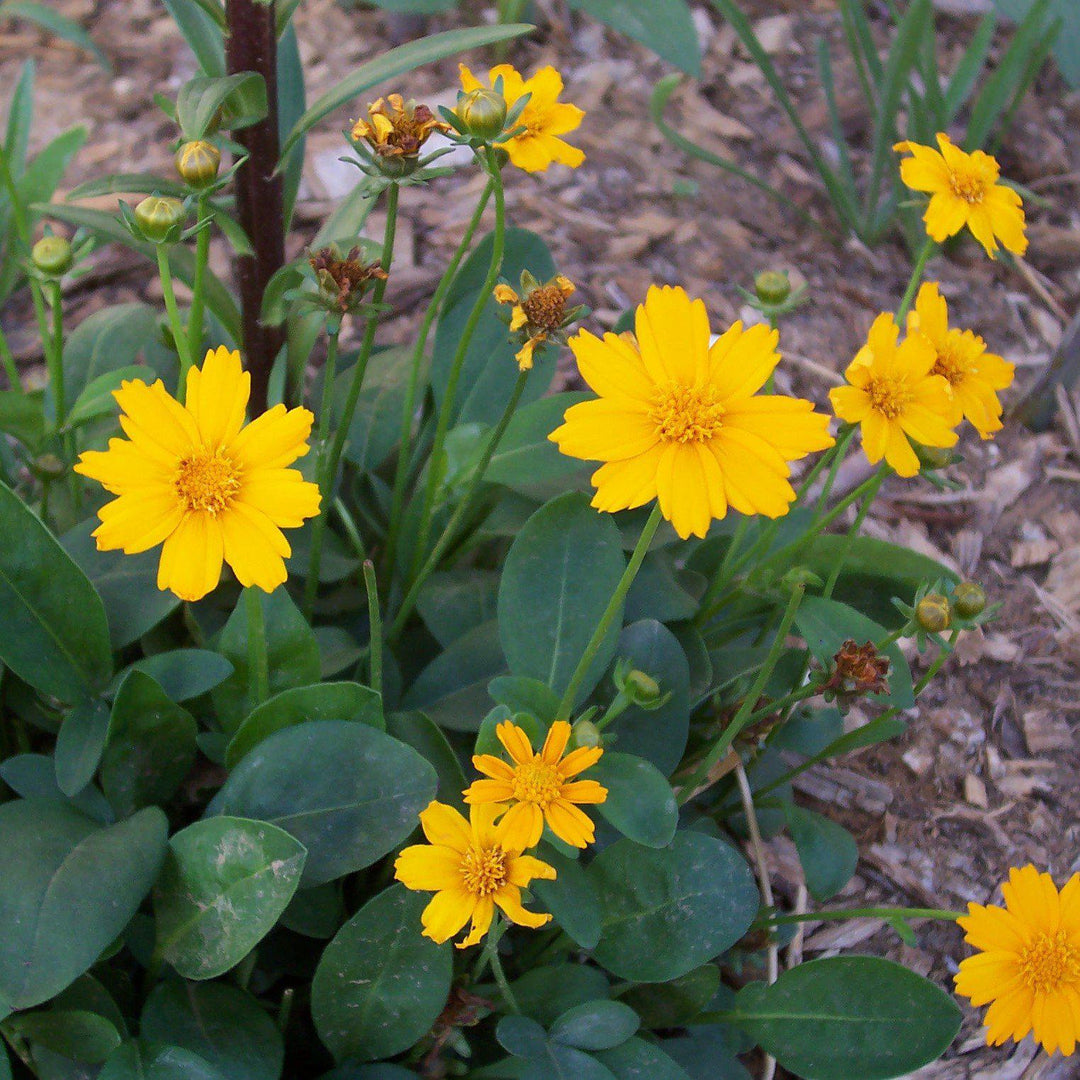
[458,63,482,94]
[421,887,474,945]
[507,853,558,888]
[655,442,711,539]
[463,778,515,804]
[924,191,970,243]
[588,448,662,514]
[394,844,462,892]
[707,322,781,403]
[558,745,603,778]
[114,379,199,462]
[418,801,472,853]
[495,800,544,850]
[219,503,290,593]
[156,511,224,601]
[186,346,250,450]
[883,422,920,477]
[544,799,596,847]
[458,895,495,948]
[540,721,572,764]
[496,720,535,766]
[560,779,607,805]
[237,468,322,529]
[493,885,551,930]
[568,328,656,405]
[471,755,516,782]
[93,490,183,554]
[75,438,173,495]
[634,285,711,388]
[230,404,314,471]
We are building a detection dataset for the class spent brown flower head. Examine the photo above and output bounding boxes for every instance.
[309,246,387,314]
[824,639,890,703]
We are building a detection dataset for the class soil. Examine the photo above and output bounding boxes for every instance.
[2,1,1079,1076]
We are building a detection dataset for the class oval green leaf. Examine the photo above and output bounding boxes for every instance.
[550,1000,640,1051]
[592,751,678,849]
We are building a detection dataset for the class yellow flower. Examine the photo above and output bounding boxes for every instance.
[459,63,584,173]
[829,313,957,477]
[464,720,607,849]
[350,94,448,160]
[907,283,1014,440]
[494,274,577,370]
[394,801,556,948]
[954,865,1080,1057]
[548,285,835,539]
[75,347,321,602]
[895,134,1027,259]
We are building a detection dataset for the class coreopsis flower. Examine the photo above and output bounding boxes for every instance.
[350,94,448,166]
[955,865,1080,1056]
[394,801,556,948]
[907,283,1014,439]
[548,285,835,539]
[494,272,581,370]
[75,347,321,602]
[458,63,584,173]
[464,720,607,849]
[829,313,958,477]
[894,134,1027,259]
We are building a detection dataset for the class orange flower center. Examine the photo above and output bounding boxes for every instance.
[652,383,725,443]
[521,286,567,331]
[930,335,969,387]
[511,760,562,808]
[461,845,508,897]
[174,450,240,514]
[1018,930,1080,995]
[948,168,987,205]
[865,376,912,420]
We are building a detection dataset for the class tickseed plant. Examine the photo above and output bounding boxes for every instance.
[0,3,1068,1076]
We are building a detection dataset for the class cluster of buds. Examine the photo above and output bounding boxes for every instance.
[822,639,890,710]
[896,578,993,649]
[494,271,584,370]
[348,95,452,184]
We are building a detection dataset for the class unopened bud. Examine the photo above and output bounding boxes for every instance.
[572,719,601,748]
[915,443,954,470]
[755,270,791,306]
[456,88,507,141]
[624,669,661,706]
[953,581,986,619]
[175,140,221,189]
[916,593,951,634]
[134,196,185,243]
[31,235,73,276]
[30,453,66,481]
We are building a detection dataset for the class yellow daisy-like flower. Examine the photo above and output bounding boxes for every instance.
[829,313,958,477]
[394,801,556,949]
[895,133,1027,259]
[75,346,321,602]
[907,283,1014,440]
[350,94,448,162]
[954,865,1080,1057]
[459,63,584,173]
[494,274,576,370]
[548,285,835,539]
[464,720,607,849]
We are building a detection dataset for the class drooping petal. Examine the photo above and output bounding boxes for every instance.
[156,511,225,601]
[458,896,495,948]
[507,853,558,888]
[493,885,550,930]
[421,888,474,945]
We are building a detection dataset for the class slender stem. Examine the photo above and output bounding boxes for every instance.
[761,906,960,928]
[813,425,855,513]
[679,582,806,805]
[363,560,383,698]
[823,470,884,596]
[489,944,520,1014]
[245,587,270,711]
[896,236,936,323]
[913,628,959,695]
[386,369,529,644]
[383,178,494,586]
[698,515,751,616]
[187,193,211,366]
[157,246,191,397]
[554,504,664,724]
[408,152,505,586]
[0,323,19,392]
[46,281,66,428]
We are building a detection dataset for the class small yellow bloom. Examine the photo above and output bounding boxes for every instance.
[494,274,577,370]
[907,283,1014,440]
[75,347,321,602]
[394,801,556,949]
[459,63,584,173]
[549,285,834,539]
[955,865,1080,1057]
[895,134,1027,259]
[350,94,448,161]
[829,313,958,477]
[464,720,607,849]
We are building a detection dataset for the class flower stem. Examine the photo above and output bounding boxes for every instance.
[822,469,884,597]
[363,559,382,698]
[46,281,67,430]
[157,246,191,398]
[245,587,270,711]
[896,237,936,323]
[408,150,505,587]
[187,193,211,365]
[382,177,494,587]
[760,906,960,928]
[554,503,664,725]
[476,917,519,1013]
[0,323,21,392]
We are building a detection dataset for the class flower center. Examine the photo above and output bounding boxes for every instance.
[511,761,562,808]
[461,845,508,897]
[1018,931,1080,995]
[521,286,566,331]
[948,169,987,205]
[174,450,241,514]
[651,382,725,443]
[865,376,912,420]
[930,336,967,387]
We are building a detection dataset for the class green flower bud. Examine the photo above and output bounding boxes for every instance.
[755,270,792,306]
[134,196,185,243]
[624,669,662,706]
[30,453,66,481]
[175,139,221,189]
[953,581,987,619]
[31,235,73,276]
[456,88,507,141]
[572,718,601,748]
[916,593,951,634]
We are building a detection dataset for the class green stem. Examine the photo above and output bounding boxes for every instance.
[157,246,191,397]
[489,944,519,1013]
[387,369,528,644]
[698,515,751,616]
[896,236,936,323]
[245,587,270,711]
[187,193,211,366]
[554,504,664,724]
[678,582,806,805]
[760,905,960,928]
[383,177,494,586]
[822,470,884,597]
[363,560,383,698]
[46,281,66,429]
[0,322,21,392]
[408,151,505,586]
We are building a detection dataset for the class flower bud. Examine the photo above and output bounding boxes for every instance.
[456,88,507,140]
[624,669,662,707]
[914,443,955,470]
[30,453,66,481]
[31,235,73,276]
[916,593,951,634]
[755,270,792,306]
[175,139,221,189]
[134,196,185,243]
[572,718,601,749]
[953,581,986,619]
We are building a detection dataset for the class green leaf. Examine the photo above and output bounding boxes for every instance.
[488,675,561,724]
[154,816,306,980]
[0,800,167,1009]
[620,966,721,1029]
[0,480,112,701]
[280,882,345,940]
[7,1008,121,1064]
[162,0,225,76]
[567,0,700,74]
[280,23,534,159]
[595,1039,694,1080]
[141,982,283,1080]
[54,696,111,797]
[63,365,147,430]
[590,833,758,982]
[0,1,109,68]
[994,0,1077,87]
[591,752,678,849]
[0,389,44,448]
[225,681,383,768]
[497,1015,548,1058]
[100,1040,225,1080]
[730,956,962,1080]
[337,346,414,473]
[550,1001,639,1052]
[386,711,468,807]
[124,649,234,702]
[211,720,437,886]
[311,884,452,1062]
[624,553,700,625]
[784,804,858,903]
[212,587,321,735]
[101,671,198,817]
[3,59,33,172]
[531,845,602,950]
[416,569,499,649]
[512,966,610,1028]
[177,73,267,140]
[498,493,626,706]
[0,754,113,823]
